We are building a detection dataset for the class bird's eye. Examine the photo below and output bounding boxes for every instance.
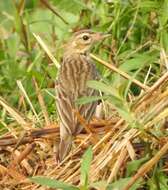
[82,35,89,41]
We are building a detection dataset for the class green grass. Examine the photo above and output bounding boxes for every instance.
[0,0,168,189]
[1,0,167,110]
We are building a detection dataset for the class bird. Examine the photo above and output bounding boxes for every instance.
[56,29,109,161]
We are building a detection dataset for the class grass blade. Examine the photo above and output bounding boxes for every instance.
[30,176,79,190]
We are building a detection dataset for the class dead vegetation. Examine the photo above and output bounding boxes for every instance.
[1,54,168,190]
[1,1,168,189]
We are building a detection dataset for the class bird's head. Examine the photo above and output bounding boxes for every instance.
[65,30,110,55]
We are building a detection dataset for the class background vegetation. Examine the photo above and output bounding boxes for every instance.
[0,0,168,189]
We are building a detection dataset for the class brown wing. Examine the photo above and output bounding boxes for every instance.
[56,82,77,161]
[56,55,85,136]
[75,55,100,134]
[56,85,76,135]
[56,54,99,160]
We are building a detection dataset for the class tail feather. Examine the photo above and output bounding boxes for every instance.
[58,134,72,161]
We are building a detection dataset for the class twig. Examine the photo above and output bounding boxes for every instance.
[74,110,99,144]
[160,48,168,70]
[11,143,36,166]
[107,148,127,183]
[40,0,69,25]
[0,127,59,146]
[33,78,50,125]
[0,96,28,128]
[0,119,116,147]
[150,71,168,92]
[6,166,26,181]
[125,41,151,60]
[12,143,36,165]
[33,33,60,69]
[135,71,168,107]
[14,131,28,150]
[90,53,149,91]
[17,80,41,124]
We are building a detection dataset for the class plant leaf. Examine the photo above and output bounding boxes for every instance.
[87,80,120,98]
[76,95,108,105]
[30,176,79,190]
[107,177,142,190]
[52,0,89,14]
[126,156,149,177]
[87,80,136,124]
[90,181,108,189]
[80,147,93,187]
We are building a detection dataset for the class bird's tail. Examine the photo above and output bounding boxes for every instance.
[58,135,72,161]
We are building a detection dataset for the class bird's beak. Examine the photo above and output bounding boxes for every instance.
[92,33,111,41]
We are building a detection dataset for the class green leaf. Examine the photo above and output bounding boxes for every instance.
[76,95,108,105]
[80,147,93,187]
[30,176,79,190]
[119,54,155,72]
[126,156,149,176]
[90,181,108,189]
[6,33,20,59]
[108,95,136,124]
[87,80,120,98]
[139,1,159,9]
[52,0,89,14]
[160,31,168,52]
[147,170,168,190]
[107,177,142,190]
[112,51,159,89]
[159,0,168,26]
[87,80,136,124]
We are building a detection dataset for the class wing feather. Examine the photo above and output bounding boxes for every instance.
[56,54,99,160]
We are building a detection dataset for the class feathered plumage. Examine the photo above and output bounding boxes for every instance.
[56,30,107,161]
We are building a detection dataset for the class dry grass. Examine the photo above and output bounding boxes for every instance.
[1,1,168,189]
[1,55,168,189]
